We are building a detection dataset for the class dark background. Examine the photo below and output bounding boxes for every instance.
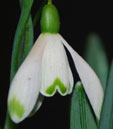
[0,0,112,129]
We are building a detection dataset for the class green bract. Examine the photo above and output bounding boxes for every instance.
[40,3,60,33]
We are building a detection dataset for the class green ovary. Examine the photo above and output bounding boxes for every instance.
[46,78,67,95]
[8,97,25,118]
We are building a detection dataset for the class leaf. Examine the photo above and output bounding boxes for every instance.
[70,82,97,129]
[10,0,33,81]
[18,16,33,66]
[18,0,34,63]
[84,33,108,89]
[99,61,113,129]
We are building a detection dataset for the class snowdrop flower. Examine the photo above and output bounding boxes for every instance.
[8,2,104,123]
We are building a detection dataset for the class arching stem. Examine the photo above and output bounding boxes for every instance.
[48,0,52,4]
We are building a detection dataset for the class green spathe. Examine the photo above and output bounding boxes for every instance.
[8,97,25,118]
[46,78,67,95]
[40,3,60,33]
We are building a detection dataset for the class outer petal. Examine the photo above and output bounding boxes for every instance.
[59,34,104,120]
[40,34,73,96]
[29,94,44,117]
[8,34,47,123]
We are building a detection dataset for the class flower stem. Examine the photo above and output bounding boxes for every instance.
[33,0,47,28]
[48,0,52,4]
[4,113,19,129]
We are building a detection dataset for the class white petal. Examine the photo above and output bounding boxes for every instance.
[29,94,44,117]
[8,34,47,123]
[68,66,74,94]
[40,34,73,96]
[33,94,44,111]
[59,34,104,120]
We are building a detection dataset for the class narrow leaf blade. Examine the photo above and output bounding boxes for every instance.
[99,61,113,129]
[84,33,108,89]
[18,16,33,64]
[70,82,97,129]
[10,0,33,81]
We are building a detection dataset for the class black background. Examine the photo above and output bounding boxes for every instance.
[0,0,113,129]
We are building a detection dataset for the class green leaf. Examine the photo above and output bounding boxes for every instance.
[99,61,113,129]
[18,16,33,66]
[84,33,108,90]
[70,82,97,129]
[10,0,33,81]
[19,0,34,63]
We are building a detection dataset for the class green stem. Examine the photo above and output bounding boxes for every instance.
[48,0,52,4]
[4,113,19,129]
[33,0,47,28]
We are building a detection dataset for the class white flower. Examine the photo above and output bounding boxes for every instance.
[8,33,104,123]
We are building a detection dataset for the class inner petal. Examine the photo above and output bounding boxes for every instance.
[40,34,71,96]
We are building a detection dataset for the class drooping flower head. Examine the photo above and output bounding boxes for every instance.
[8,1,104,123]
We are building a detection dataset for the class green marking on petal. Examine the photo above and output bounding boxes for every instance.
[46,78,67,95]
[8,97,25,118]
